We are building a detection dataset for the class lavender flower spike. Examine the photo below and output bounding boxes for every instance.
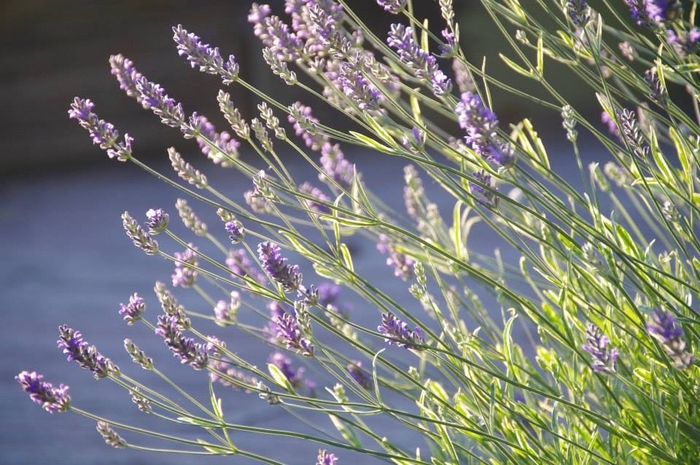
[16,371,71,413]
[582,323,618,373]
[455,92,513,166]
[258,241,302,292]
[68,97,133,161]
[109,54,142,101]
[347,361,373,390]
[172,244,198,288]
[225,219,245,244]
[155,314,212,369]
[172,25,239,84]
[378,312,425,350]
[122,211,159,255]
[387,24,452,97]
[119,293,146,325]
[145,208,169,235]
[275,312,315,357]
[647,310,695,370]
[317,450,338,465]
[377,0,407,14]
[566,0,590,27]
[57,325,120,379]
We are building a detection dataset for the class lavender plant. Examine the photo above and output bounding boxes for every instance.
[18,0,699,463]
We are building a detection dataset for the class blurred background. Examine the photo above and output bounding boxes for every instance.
[1,1,616,464]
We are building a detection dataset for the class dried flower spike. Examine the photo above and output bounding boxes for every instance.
[96,422,127,448]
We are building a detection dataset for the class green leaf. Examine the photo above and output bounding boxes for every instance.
[329,415,361,447]
[268,363,295,393]
[349,130,393,152]
[649,129,674,184]
[451,201,463,262]
[499,53,533,78]
[197,439,237,454]
[669,126,692,188]
[339,243,354,273]
[536,33,544,75]
[318,214,378,227]
[209,380,224,422]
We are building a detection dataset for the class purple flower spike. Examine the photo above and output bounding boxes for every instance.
[337,63,381,112]
[172,25,239,83]
[119,293,146,325]
[317,450,338,465]
[667,27,700,57]
[275,312,315,357]
[387,24,452,97]
[378,312,425,350]
[647,310,695,370]
[145,208,169,235]
[134,76,185,129]
[258,241,303,292]
[225,219,245,243]
[455,92,512,166]
[109,55,142,101]
[624,0,681,26]
[288,102,328,151]
[68,98,133,161]
[299,182,331,214]
[377,234,415,281]
[16,371,71,414]
[172,244,198,288]
[319,142,354,190]
[227,248,267,284]
[470,170,499,208]
[601,110,620,137]
[155,314,211,369]
[57,325,120,379]
[377,0,407,14]
[347,361,373,390]
[582,323,618,373]
[566,0,590,27]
